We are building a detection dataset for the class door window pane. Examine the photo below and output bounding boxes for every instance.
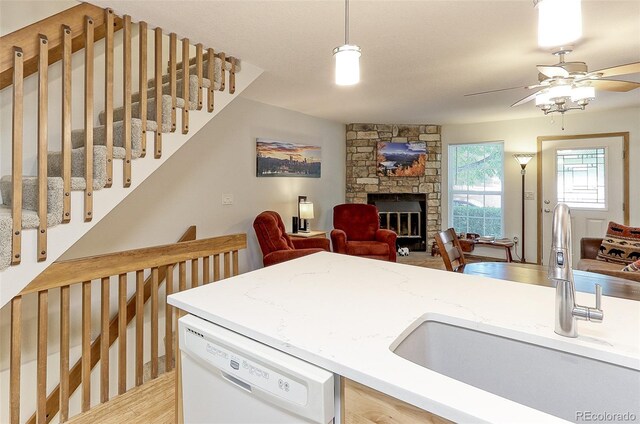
[556,148,606,209]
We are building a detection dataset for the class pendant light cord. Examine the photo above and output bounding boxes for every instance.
[345,0,349,45]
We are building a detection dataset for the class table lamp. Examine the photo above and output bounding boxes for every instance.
[298,197,314,233]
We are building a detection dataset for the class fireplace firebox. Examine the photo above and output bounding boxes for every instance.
[368,193,427,252]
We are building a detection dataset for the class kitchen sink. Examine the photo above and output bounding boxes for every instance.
[392,319,640,422]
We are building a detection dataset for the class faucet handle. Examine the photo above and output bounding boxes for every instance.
[595,284,602,310]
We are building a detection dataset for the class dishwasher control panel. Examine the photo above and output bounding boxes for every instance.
[185,327,308,406]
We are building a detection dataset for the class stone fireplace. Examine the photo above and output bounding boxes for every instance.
[346,123,442,251]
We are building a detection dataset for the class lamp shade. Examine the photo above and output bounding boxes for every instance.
[571,85,595,102]
[299,202,315,220]
[333,45,361,86]
[535,90,553,106]
[514,153,535,167]
[548,84,572,101]
[536,0,582,48]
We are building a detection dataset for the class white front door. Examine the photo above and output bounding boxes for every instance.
[541,136,626,267]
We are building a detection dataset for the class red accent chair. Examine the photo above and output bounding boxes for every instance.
[253,211,330,267]
[331,204,397,262]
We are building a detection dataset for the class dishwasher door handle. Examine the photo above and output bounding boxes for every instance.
[221,371,252,393]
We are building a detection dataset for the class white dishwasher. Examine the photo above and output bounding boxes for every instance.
[179,314,335,424]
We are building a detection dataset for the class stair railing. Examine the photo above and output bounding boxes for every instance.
[0,3,239,269]
[7,227,246,424]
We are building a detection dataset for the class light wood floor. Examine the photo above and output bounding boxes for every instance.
[68,371,175,424]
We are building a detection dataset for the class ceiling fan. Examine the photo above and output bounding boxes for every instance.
[466,49,640,115]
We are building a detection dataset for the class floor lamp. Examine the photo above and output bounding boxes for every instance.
[513,153,535,263]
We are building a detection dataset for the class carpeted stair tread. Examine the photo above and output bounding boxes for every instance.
[48,146,108,190]
[0,205,63,270]
[150,57,233,90]
[98,95,173,133]
[71,119,143,158]
[134,75,208,107]
[113,146,127,159]
[0,176,64,220]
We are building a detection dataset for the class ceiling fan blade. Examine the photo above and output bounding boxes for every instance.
[537,65,569,78]
[590,79,640,92]
[464,85,528,97]
[591,62,640,78]
[511,90,542,107]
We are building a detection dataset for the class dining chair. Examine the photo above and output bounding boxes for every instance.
[435,228,467,272]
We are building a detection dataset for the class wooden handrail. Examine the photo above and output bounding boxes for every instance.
[24,226,198,424]
[0,3,123,90]
[21,233,246,295]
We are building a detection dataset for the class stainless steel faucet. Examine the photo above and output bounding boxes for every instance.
[548,203,603,337]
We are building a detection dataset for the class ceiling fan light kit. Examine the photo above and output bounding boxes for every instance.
[535,0,582,48]
[535,82,595,114]
[334,0,361,86]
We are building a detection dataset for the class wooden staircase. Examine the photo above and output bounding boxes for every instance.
[0,3,262,305]
[4,226,247,423]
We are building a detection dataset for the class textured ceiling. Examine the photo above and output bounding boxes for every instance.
[90,1,640,124]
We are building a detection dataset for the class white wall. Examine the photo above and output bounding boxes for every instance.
[442,106,640,264]
[60,96,346,271]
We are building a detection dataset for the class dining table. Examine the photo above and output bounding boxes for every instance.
[463,261,640,301]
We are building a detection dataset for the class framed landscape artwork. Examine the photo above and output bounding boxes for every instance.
[377,141,427,177]
[256,139,321,178]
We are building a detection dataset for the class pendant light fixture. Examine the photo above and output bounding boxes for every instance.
[333,0,361,85]
[535,0,582,48]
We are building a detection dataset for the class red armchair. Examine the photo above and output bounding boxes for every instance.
[331,204,397,262]
[253,211,330,267]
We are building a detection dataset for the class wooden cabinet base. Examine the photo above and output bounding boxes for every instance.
[342,379,452,424]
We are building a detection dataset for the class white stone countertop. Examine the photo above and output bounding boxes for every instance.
[168,252,640,424]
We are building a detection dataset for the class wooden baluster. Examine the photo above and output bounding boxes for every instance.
[219,52,226,92]
[84,16,94,222]
[195,43,203,110]
[60,285,70,422]
[169,33,177,132]
[229,57,236,94]
[181,37,190,134]
[104,9,114,187]
[154,27,162,158]
[123,15,132,187]
[207,48,214,112]
[37,291,48,423]
[61,26,72,222]
[37,35,48,262]
[151,267,159,379]
[213,254,220,282]
[232,250,239,276]
[203,256,210,284]
[139,21,148,157]
[179,261,187,293]
[100,277,110,403]
[135,270,144,386]
[81,281,91,411]
[224,251,231,279]
[118,273,127,394]
[11,47,23,265]
[191,258,198,288]
[10,297,22,424]
[175,263,187,424]
[165,264,174,371]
